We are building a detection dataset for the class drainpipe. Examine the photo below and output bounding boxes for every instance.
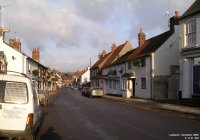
[150,54,153,99]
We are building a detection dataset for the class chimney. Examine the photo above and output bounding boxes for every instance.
[169,11,180,31]
[98,50,106,59]
[111,44,117,52]
[98,53,101,59]
[32,48,40,62]
[9,38,21,52]
[138,28,146,47]
[102,50,106,57]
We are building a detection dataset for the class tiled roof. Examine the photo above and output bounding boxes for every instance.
[127,30,173,61]
[110,49,136,66]
[181,0,200,19]
[103,41,130,68]
[90,52,111,70]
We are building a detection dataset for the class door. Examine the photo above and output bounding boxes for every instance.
[132,78,136,97]
[193,65,200,95]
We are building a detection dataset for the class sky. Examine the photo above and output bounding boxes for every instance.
[0,0,196,72]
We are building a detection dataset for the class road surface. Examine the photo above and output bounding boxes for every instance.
[37,88,200,140]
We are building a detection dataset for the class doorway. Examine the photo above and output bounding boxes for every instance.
[193,65,200,95]
[131,78,136,97]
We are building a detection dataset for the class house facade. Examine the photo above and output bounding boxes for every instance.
[101,41,133,96]
[125,12,180,99]
[179,0,200,98]
[92,11,180,99]
[0,31,27,74]
[0,29,48,90]
[90,50,111,88]
[80,66,90,88]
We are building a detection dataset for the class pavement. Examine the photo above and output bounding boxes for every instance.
[102,95,200,116]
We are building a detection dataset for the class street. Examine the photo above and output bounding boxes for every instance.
[37,88,200,140]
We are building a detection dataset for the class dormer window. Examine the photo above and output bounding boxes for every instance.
[185,19,196,46]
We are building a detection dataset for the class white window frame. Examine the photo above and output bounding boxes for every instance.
[141,77,146,89]
[185,19,196,46]
[128,62,132,69]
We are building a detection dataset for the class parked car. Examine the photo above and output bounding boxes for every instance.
[84,87,103,98]
[37,89,49,107]
[82,87,90,96]
[0,72,43,140]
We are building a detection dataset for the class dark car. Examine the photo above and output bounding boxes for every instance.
[82,87,90,96]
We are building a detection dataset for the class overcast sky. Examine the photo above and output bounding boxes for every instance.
[1,0,195,72]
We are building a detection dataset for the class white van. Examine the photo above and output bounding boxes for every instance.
[0,73,43,140]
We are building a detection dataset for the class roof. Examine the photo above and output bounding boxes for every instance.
[90,52,111,70]
[127,30,173,61]
[180,0,200,19]
[110,49,136,66]
[103,41,130,68]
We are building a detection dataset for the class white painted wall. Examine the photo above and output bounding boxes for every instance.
[154,26,180,76]
[131,57,152,99]
[182,58,193,98]
[81,67,90,85]
[179,13,200,98]
[102,64,126,95]
[0,37,26,73]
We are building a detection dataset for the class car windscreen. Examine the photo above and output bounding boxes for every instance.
[0,81,28,104]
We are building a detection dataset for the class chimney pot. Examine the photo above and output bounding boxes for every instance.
[9,38,21,52]
[102,50,106,57]
[111,44,117,52]
[175,11,179,17]
[32,48,40,62]
[169,11,180,31]
[138,27,146,47]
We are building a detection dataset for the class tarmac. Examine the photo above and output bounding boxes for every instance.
[102,95,200,116]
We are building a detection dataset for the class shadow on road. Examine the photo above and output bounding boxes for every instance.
[39,127,62,140]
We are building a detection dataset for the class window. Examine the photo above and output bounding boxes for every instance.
[194,57,200,65]
[186,19,196,46]
[113,80,116,89]
[4,82,28,103]
[109,80,112,89]
[140,58,146,67]
[128,62,132,69]
[122,79,127,90]
[28,63,31,74]
[141,78,146,89]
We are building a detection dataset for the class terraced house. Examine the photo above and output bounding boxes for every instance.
[91,11,181,99]
[0,27,48,90]
[179,0,200,98]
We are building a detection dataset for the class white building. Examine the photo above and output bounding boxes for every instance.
[80,66,90,87]
[0,29,27,74]
[101,42,133,96]
[0,28,48,90]
[116,12,181,99]
[179,0,200,98]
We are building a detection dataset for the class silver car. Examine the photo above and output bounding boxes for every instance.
[87,87,103,98]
